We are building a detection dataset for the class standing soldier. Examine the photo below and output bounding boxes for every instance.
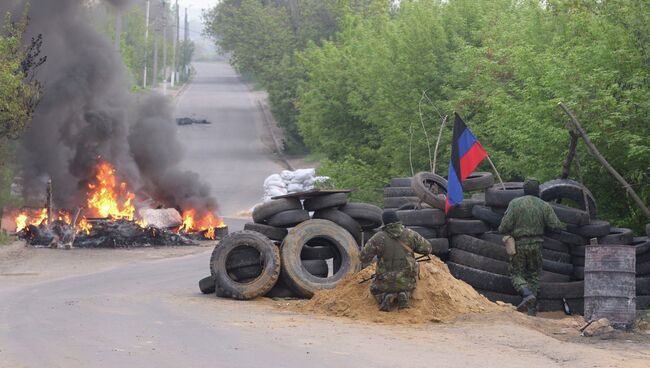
[360,210,432,312]
[499,178,565,315]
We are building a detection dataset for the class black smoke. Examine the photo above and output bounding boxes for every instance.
[3,0,219,216]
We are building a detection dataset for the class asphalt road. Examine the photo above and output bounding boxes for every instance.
[1,62,645,368]
[174,61,283,217]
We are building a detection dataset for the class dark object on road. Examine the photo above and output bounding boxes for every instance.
[176,117,212,125]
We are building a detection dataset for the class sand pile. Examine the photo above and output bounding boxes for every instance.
[293,257,501,324]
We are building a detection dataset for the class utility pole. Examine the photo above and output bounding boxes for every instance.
[184,7,188,77]
[172,0,179,87]
[162,0,168,95]
[114,9,122,52]
[152,39,158,87]
[143,0,150,87]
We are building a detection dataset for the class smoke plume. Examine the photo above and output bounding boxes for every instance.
[3,0,219,216]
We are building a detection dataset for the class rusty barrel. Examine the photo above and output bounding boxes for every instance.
[584,244,636,328]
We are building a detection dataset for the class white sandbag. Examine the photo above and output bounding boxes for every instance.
[293,168,316,182]
[280,170,295,181]
[266,187,288,197]
[287,183,304,193]
[264,174,283,187]
[266,182,287,191]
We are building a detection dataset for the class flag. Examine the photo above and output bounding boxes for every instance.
[445,112,488,213]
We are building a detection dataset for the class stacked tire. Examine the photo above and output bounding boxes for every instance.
[383,177,419,211]
[634,236,650,310]
[199,193,381,299]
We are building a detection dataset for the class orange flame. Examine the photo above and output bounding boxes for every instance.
[14,208,71,232]
[78,217,92,235]
[86,162,136,220]
[179,209,224,239]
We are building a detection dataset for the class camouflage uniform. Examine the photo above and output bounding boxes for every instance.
[360,223,432,301]
[498,195,565,294]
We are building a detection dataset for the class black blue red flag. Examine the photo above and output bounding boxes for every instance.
[445,112,488,214]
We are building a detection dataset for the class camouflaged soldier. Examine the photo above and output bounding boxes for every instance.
[499,178,565,315]
[360,210,432,312]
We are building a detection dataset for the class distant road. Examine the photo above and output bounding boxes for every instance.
[174,61,282,217]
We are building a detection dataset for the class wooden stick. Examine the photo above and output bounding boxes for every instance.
[486,155,506,190]
[418,91,434,172]
[573,152,592,219]
[558,102,650,220]
[561,131,579,179]
[432,115,448,174]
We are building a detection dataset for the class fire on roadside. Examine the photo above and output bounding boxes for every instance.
[13,161,224,240]
[178,209,225,240]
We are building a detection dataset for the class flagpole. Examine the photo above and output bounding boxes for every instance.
[486,155,506,190]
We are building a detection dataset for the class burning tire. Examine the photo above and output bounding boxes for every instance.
[252,198,302,224]
[280,219,360,298]
[212,231,281,300]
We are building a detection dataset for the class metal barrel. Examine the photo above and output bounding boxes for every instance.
[584,244,636,329]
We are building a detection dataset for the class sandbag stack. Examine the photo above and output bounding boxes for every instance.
[262,169,329,201]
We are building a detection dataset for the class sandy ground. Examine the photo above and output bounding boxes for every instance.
[1,239,649,368]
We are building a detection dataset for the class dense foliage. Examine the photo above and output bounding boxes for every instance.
[0,10,44,139]
[207,0,649,230]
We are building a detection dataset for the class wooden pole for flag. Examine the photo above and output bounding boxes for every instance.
[558,102,650,220]
[486,155,506,190]
[432,115,448,174]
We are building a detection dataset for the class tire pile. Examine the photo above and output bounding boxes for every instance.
[199,192,383,300]
[388,172,650,314]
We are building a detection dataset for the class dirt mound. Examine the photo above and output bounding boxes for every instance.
[293,256,501,324]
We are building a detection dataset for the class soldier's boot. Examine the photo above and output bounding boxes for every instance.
[516,286,537,312]
[379,293,397,312]
[397,292,410,310]
[527,304,538,316]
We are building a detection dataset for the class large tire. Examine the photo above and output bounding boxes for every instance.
[540,271,571,282]
[573,266,584,280]
[340,203,383,230]
[538,298,584,315]
[542,249,572,264]
[244,222,288,241]
[252,198,302,224]
[411,172,447,209]
[571,245,586,257]
[407,226,438,239]
[546,231,586,246]
[634,236,650,255]
[428,238,450,257]
[447,262,517,294]
[566,220,611,238]
[383,196,420,209]
[540,179,597,218]
[453,234,508,262]
[636,277,650,295]
[598,227,633,245]
[543,259,573,276]
[543,237,570,253]
[478,289,522,305]
[549,203,589,226]
[313,208,362,245]
[303,193,348,211]
[265,275,302,299]
[199,275,216,294]
[447,199,483,219]
[636,295,650,310]
[267,209,311,228]
[301,244,336,260]
[396,208,446,227]
[449,248,510,275]
[383,187,416,197]
[462,172,495,192]
[210,243,261,276]
[538,281,584,299]
[213,231,281,300]
[471,205,503,227]
[281,220,360,297]
[390,177,412,187]
[447,218,490,235]
[302,259,329,278]
[485,182,524,207]
[637,261,650,276]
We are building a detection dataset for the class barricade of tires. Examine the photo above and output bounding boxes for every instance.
[401,172,649,313]
[199,192,383,299]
